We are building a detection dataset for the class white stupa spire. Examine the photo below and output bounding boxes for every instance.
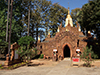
[79,26,81,31]
[57,27,59,32]
[38,36,40,41]
[65,7,73,27]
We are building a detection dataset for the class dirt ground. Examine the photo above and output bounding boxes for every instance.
[29,59,100,67]
[92,60,100,67]
[0,59,100,75]
[29,59,59,67]
[0,58,100,67]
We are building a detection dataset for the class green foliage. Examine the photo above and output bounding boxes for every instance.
[18,63,21,66]
[39,54,44,59]
[6,62,26,70]
[81,46,98,67]
[0,64,4,69]
[0,67,4,69]
[17,46,34,61]
[18,36,35,46]
[0,64,2,67]
[0,0,69,45]
[49,3,68,36]
[71,8,81,25]
[17,36,35,63]
[80,0,100,37]
[13,64,18,68]
[0,0,8,54]
[7,67,11,70]
[11,0,24,43]
[0,0,23,53]
[33,48,38,56]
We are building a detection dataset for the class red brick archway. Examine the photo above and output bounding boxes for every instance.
[62,43,72,59]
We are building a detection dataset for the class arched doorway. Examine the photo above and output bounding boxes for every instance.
[63,45,70,58]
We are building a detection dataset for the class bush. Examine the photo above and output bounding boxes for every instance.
[0,67,4,69]
[0,64,2,67]
[18,63,21,66]
[81,46,98,67]
[39,54,44,59]
[13,64,18,68]
[17,36,35,64]
[18,36,35,46]
[17,46,35,62]
[7,67,11,70]
[34,48,38,56]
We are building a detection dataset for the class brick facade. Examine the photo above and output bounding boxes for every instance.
[37,8,87,60]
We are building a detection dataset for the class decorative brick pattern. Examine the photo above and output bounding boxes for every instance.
[37,25,87,60]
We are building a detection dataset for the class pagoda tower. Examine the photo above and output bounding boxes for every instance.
[65,7,73,27]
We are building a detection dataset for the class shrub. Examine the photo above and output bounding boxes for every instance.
[0,64,2,67]
[22,62,25,64]
[0,67,4,69]
[39,54,44,59]
[81,46,98,67]
[17,36,35,63]
[18,36,35,46]
[34,48,38,56]
[17,46,35,62]
[18,63,21,66]
[7,66,13,70]
[7,67,11,70]
[13,64,18,68]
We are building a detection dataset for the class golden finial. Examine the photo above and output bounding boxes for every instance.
[68,2,70,15]
[48,29,50,35]
[68,7,70,15]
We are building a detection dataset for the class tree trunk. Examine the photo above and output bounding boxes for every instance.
[46,28,48,37]
[36,24,38,43]
[8,0,13,57]
[28,5,30,36]
[32,24,34,38]
[6,0,10,42]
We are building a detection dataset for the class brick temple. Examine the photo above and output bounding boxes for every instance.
[37,7,87,60]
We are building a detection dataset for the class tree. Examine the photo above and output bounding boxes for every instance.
[11,0,24,41]
[0,0,8,54]
[32,0,52,41]
[21,0,45,42]
[81,46,98,67]
[80,0,100,37]
[8,0,13,57]
[6,0,10,42]
[17,36,35,65]
[21,0,68,40]
[71,8,81,26]
[49,3,68,36]
[0,0,25,55]
[18,36,35,46]
[0,0,69,49]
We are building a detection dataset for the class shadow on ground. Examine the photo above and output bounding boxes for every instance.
[28,63,44,67]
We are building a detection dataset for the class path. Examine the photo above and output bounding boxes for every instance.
[46,58,71,75]
[0,58,100,75]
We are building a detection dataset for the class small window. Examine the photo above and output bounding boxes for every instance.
[40,51,42,54]
[77,39,79,47]
[40,46,42,49]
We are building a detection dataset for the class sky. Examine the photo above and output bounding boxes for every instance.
[47,0,88,11]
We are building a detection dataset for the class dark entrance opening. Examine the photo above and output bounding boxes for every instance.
[63,45,70,58]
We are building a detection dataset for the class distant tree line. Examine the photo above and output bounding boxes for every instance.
[72,0,100,40]
[0,0,68,54]
[0,0,100,54]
